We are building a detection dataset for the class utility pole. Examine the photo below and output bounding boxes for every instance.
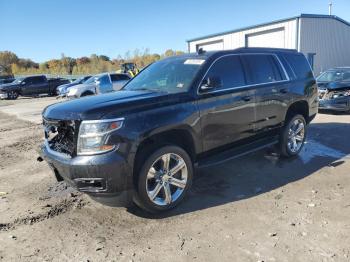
[329,1,333,15]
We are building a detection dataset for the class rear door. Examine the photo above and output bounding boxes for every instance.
[198,55,256,152]
[240,54,289,134]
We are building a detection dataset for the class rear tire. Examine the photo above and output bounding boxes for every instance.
[133,145,193,213]
[279,114,307,158]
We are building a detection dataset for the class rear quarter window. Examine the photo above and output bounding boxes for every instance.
[282,53,313,80]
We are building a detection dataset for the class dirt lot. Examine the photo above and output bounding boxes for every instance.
[0,98,349,262]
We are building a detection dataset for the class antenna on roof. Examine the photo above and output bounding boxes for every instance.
[197,48,205,55]
[329,1,333,15]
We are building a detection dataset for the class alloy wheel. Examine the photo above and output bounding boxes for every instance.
[287,118,305,153]
[146,153,188,206]
[8,91,18,100]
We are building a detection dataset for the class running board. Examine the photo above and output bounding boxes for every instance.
[195,136,279,169]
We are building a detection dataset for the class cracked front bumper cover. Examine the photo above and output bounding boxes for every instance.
[39,144,132,197]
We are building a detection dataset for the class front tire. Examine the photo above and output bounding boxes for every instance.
[279,114,307,158]
[7,91,19,100]
[134,145,193,213]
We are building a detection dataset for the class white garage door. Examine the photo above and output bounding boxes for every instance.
[246,28,285,48]
[197,40,224,51]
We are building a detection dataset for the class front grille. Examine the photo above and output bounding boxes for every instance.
[43,118,79,156]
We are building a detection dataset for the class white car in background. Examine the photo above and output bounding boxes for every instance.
[67,73,130,98]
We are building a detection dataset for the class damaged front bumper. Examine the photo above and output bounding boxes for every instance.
[38,143,134,205]
[318,89,350,112]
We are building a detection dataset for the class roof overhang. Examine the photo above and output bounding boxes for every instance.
[186,14,350,43]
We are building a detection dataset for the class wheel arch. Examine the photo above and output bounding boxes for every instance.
[132,127,197,187]
[81,90,94,97]
[285,100,310,124]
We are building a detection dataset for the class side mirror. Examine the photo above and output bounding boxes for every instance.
[200,76,222,91]
[21,81,26,85]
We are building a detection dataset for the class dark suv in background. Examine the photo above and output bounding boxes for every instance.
[0,75,69,99]
[39,48,318,213]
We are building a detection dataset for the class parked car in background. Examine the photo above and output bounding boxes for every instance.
[40,48,318,213]
[317,67,350,112]
[57,75,92,97]
[66,73,130,98]
[0,75,69,99]
[0,75,15,85]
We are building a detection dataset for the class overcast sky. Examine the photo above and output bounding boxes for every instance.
[1,0,349,62]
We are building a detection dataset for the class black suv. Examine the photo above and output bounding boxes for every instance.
[0,75,69,99]
[39,48,318,213]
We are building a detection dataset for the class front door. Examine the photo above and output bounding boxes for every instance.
[198,55,256,152]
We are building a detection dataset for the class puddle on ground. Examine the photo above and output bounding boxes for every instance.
[300,140,348,163]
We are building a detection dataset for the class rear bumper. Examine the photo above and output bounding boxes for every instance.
[39,144,133,198]
[319,97,350,111]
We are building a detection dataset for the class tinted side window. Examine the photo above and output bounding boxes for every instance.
[24,77,33,84]
[241,54,284,85]
[283,53,313,80]
[118,74,130,81]
[110,74,120,81]
[31,76,45,84]
[206,55,246,90]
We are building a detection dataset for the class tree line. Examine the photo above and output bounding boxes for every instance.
[0,49,185,76]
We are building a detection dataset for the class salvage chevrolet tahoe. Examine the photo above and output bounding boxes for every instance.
[39,48,318,213]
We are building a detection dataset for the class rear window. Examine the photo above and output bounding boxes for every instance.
[241,54,285,85]
[31,76,46,83]
[283,53,313,80]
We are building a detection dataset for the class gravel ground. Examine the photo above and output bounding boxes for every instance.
[0,98,349,262]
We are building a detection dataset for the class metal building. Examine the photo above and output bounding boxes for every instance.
[187,14,350,75]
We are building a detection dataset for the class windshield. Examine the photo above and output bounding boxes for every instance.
[12,77,25,84]
[123,57,205,93]
[317,70,350,82]
[71,77,85,84]
[84,76,99,84]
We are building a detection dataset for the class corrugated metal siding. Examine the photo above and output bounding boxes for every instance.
[188,20,297,52]
[300,17,350,75]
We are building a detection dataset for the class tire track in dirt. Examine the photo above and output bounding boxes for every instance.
[0,195,87,232]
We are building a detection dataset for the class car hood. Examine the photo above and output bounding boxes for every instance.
[67,83,96,92]
[43,90,183,120]
[317,81,350,90]
[58,83,73,90]
[0,82,20,90]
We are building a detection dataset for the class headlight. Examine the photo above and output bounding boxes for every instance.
[68,88,78,96]
[77,118,124,155]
